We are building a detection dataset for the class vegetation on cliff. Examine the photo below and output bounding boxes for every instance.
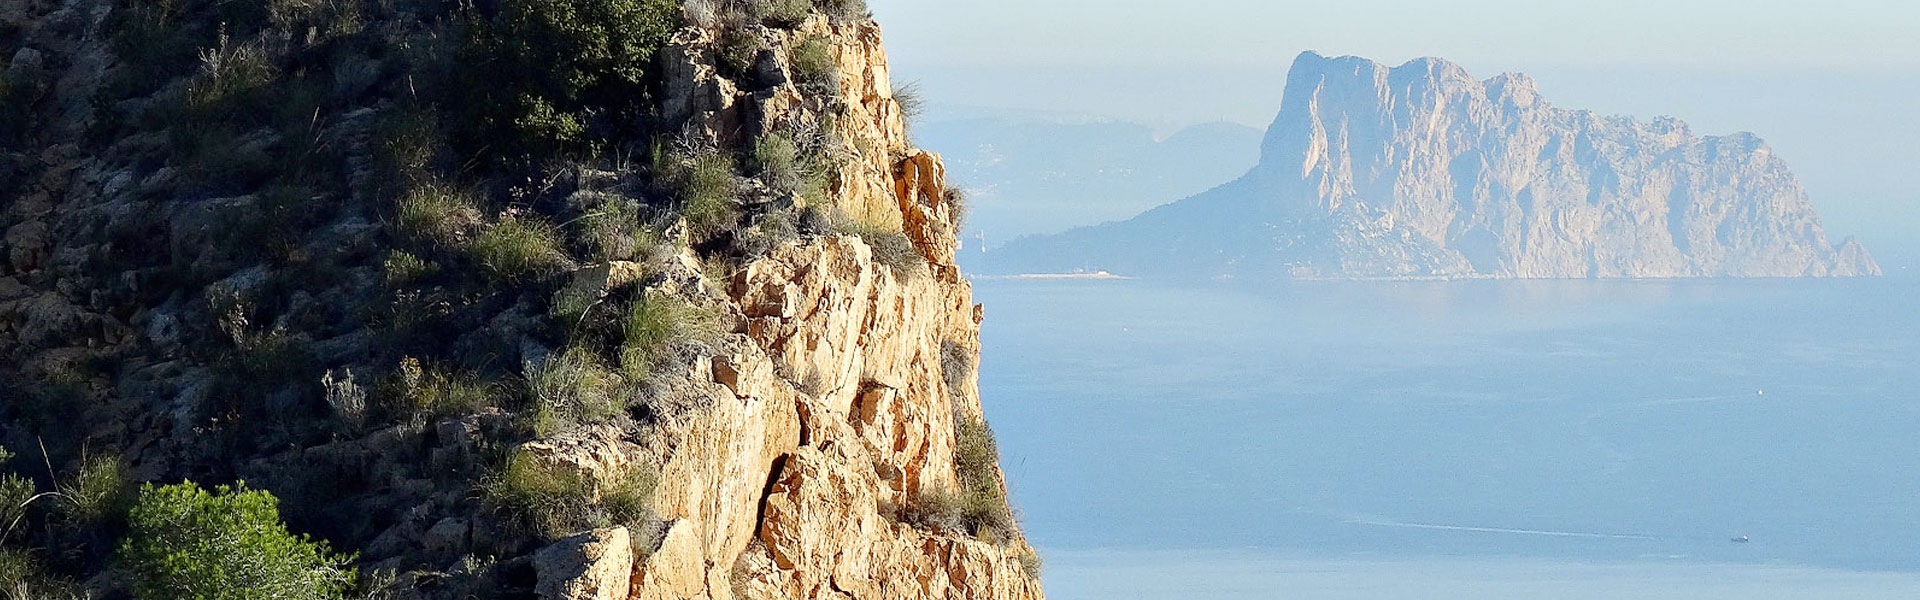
[0,0,1031,597]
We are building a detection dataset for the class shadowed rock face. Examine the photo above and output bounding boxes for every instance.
[991,52,1878,280]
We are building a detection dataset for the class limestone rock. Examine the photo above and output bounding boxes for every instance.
[536,527,635,600]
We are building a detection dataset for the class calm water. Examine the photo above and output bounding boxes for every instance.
[973,276,1920,599]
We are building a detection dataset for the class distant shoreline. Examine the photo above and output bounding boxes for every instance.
[971,271,1131,281]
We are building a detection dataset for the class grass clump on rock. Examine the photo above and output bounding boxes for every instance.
[482,452,656,541]
[471,216,574,282]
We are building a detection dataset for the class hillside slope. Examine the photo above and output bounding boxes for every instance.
[0,0,1042,598]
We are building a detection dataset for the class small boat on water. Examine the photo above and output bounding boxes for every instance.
[1732,536,1751,543]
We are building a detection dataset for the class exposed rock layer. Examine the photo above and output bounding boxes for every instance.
[994,52,1877,279]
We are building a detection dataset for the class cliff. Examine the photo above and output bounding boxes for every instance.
[990,52,1879,279]
[0,1,1041,598]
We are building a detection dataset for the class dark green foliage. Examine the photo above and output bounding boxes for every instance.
[717,26,763,80]
[482,452,656,540]
[120,482,357,600]
[461,0,680,157]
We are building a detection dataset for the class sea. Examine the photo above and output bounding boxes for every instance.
[972,273,1920,599]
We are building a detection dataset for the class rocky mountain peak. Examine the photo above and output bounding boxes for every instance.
[993,51,1878,280]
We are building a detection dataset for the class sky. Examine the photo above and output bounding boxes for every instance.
[866,0,1920,270]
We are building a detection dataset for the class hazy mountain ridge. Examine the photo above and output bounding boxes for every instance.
[914,116,1261,246]
[990,52,1879,279]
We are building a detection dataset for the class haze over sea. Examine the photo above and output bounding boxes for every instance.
[973,275,1920,599]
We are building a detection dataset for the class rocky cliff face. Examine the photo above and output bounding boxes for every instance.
[0,1,1040,598]
[991,51,1878,279]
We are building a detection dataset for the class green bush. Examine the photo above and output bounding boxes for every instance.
[471,216,574,282]
[464,0,679,156]
[717,26,762,79]
[529,347,628,437]
[481,452,655,540]
[620,296,721,381]
[120,482,357,600]
[789,35,838,96]
[395,184,483,249]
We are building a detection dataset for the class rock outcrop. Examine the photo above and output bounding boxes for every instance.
[991,51,1878,279]
[0,1,1041,598]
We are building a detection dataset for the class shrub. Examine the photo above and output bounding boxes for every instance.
[893,80,925,124]
[511,94,587,152]
[466,0,679,156]
[529,347,628,437]
[942,186,969,229]
[390,357,500,419]
[120,482,357,600]
[471,216,574,282]
[57,454,127,529]
[482,452,655,540]
[789,35,837,96]
[1017,549,1043,579]
[321,368,368,430]
[621,296,721,381]
[395,184,483,248]
[717,26,762,79]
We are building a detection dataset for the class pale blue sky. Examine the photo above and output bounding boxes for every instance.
[869,0,1920,72]
[867,0,1920,268]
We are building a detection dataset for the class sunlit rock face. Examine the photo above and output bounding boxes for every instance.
[992,52,1878,280]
